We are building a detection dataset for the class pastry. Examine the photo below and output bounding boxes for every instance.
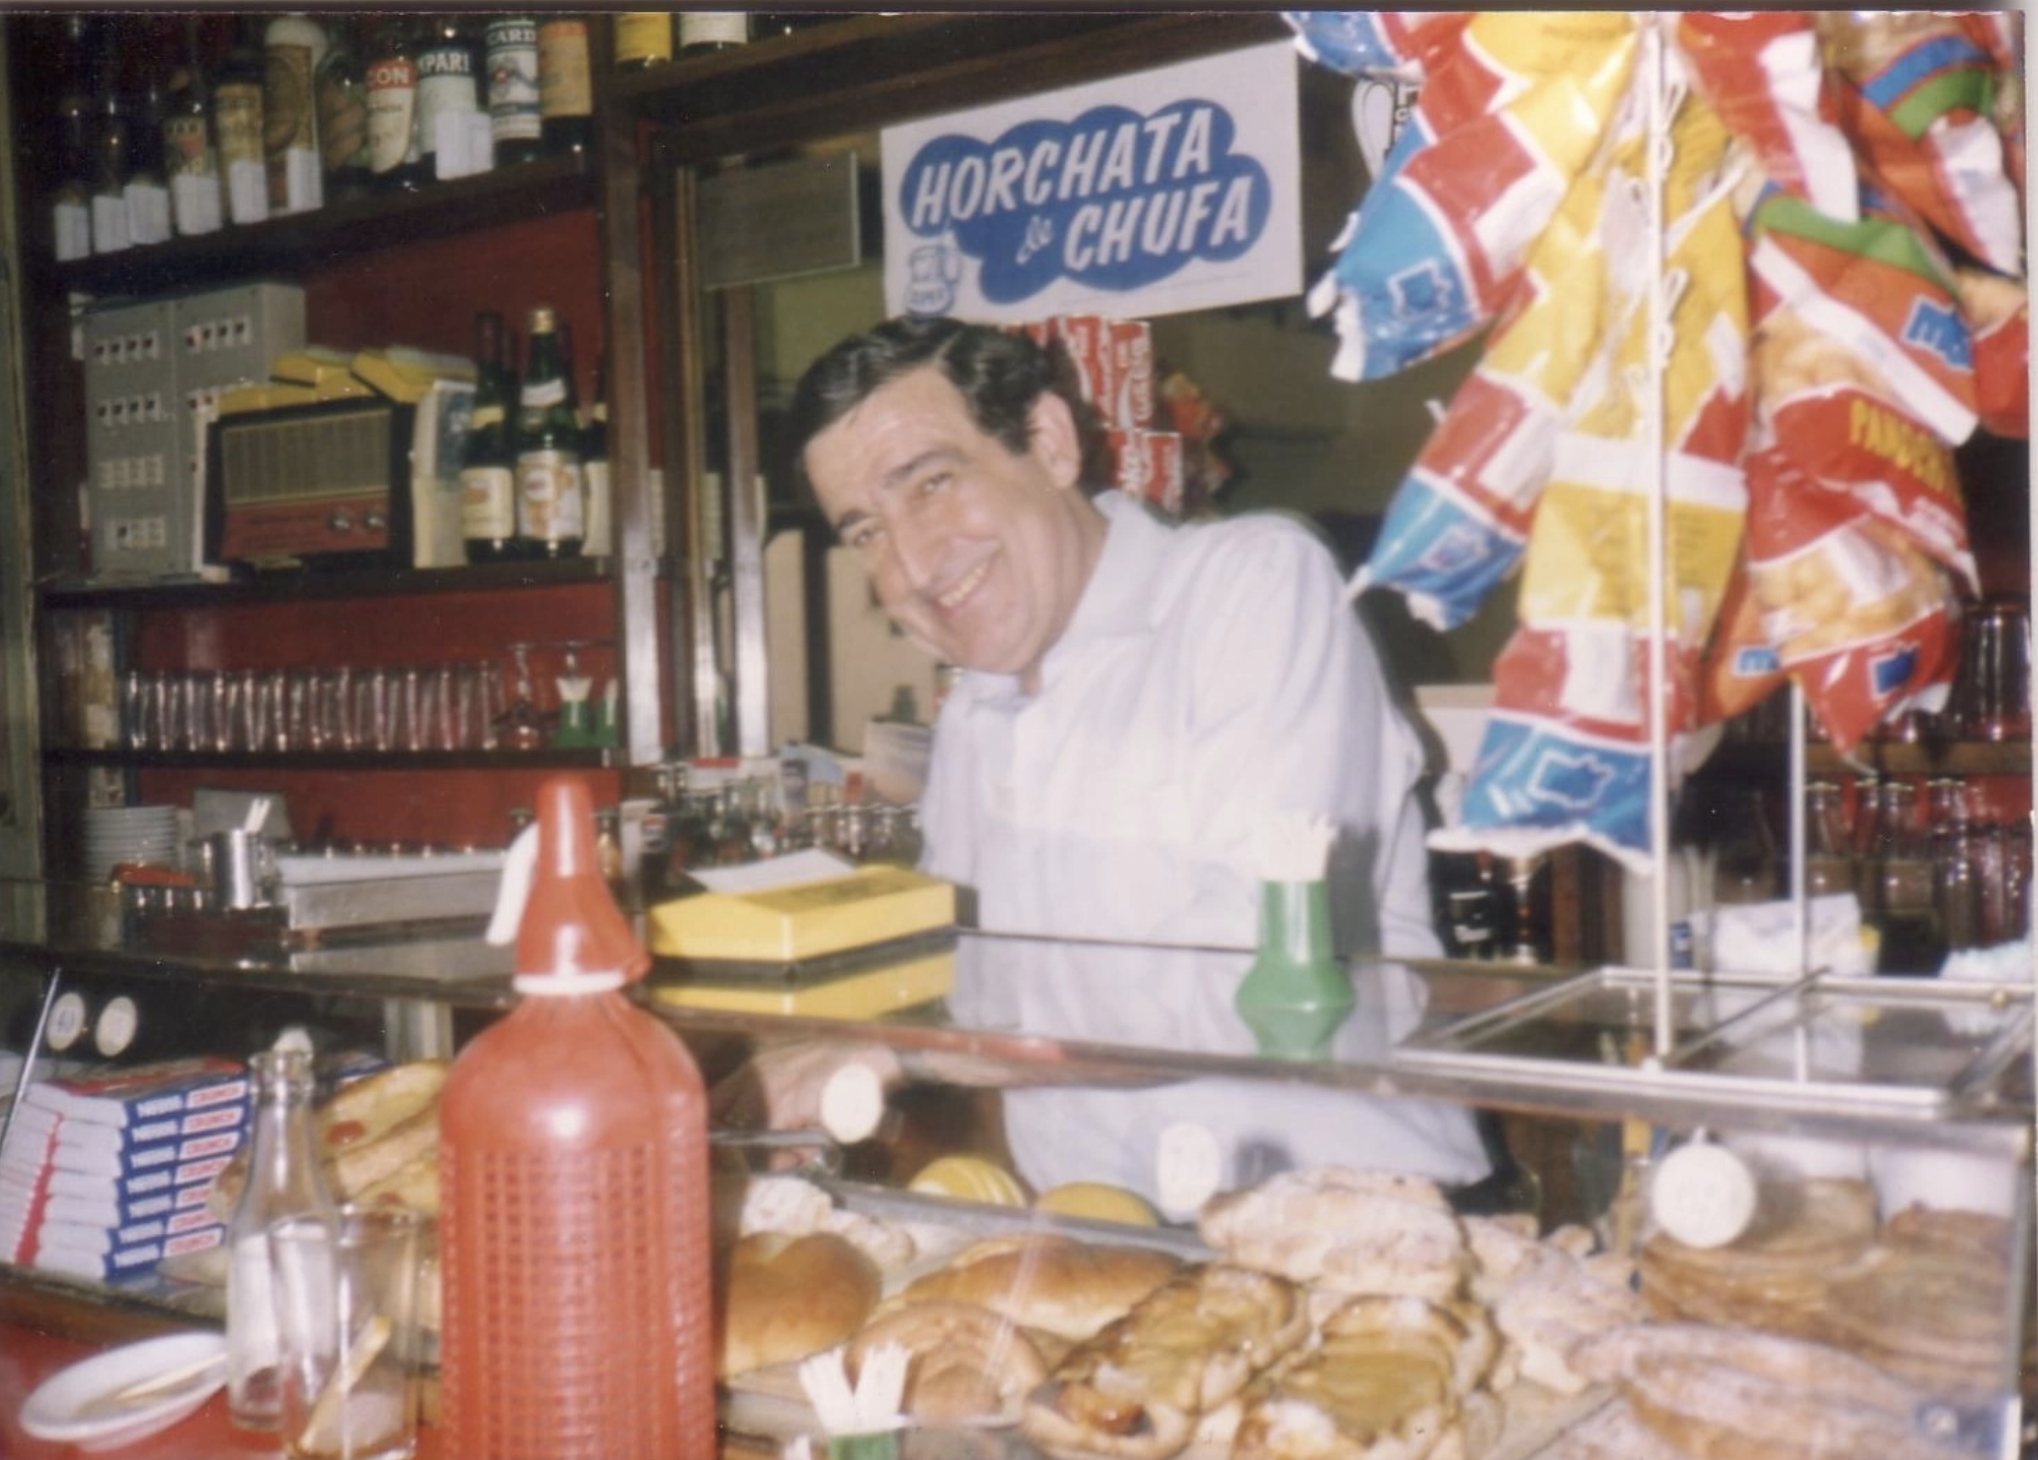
[901,1234,1181,1342]
[720,1231,882,1378]
[846,1299,1047,1425]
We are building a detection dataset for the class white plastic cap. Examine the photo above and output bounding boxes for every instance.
[819,1062,886,1146]
[1650,1139,1759,1249]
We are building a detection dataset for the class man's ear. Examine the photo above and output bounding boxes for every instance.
[1028,391,1083,492]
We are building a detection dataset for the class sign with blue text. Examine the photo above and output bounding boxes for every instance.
[882,42,1301,323]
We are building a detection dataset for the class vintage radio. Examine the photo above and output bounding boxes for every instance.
[206,399,417,569]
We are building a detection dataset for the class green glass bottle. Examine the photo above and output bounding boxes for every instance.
[461,309,520,565]
[1234,875,1353,1061]
[515,306,585,560]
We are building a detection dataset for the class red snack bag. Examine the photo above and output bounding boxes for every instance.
[1050,315,1108,410]
[1107,319,1154,431]
[1820,12,2023,277]
[1743,447,1961,751]
[1697,558,1786,728]
[1676,13,1858,222]
[1956,266,2030,440]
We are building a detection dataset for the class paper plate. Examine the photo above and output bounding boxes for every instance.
[19,1331,227,1452]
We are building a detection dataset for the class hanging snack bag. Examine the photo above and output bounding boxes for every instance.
[1355,90,1648,630]
[1743,180,1979,589]
[1820,11,2023,279]
[1437,92,1750,870]
[1742,447,1961,750]
[1696,557,1786,727]
[1281,11,1465,83]
[1956,265,2030,440]
[1305,12,1638,382]
[1676,13,1858,223]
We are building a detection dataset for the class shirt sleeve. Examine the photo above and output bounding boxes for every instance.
[1174,517,1442,959]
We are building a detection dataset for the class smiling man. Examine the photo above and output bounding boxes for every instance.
[754,316,1494,1196]
[790,315,1438,958]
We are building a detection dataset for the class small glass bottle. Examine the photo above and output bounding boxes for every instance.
[313,14,373,204]
[535,15,593,157]
[163,18,223,236]
[1803,780,1855,899]
[484,15,543,168]
[226,1048,336,1432]
[213,15,269,225]
[1862,779,1941,973]
[1926,777,1980,956]
[365,15,426,194]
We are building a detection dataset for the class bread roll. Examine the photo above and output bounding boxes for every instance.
[846,1300,1047,1425]
[720,1231,881,1378]
[901,1234,1180,1342]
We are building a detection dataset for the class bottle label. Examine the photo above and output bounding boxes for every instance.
[264,44,319,155]
[616,13,673,64]
[366,57,420,173]
[94,995,139,1058]
[227,1232,281,1413]
[470,403,505,430]
[164,115,217,178]
[517,449,585,542]
[225,157,270,225]
[214,84,265,167]
[521,377,567,408]
[485,21,541,144]
[583,457,611,556]
[681,13,751,48]
[46,991,88,1051]
[317,76,370,172]
[461,464,516,539]
[170,174,224,235]
[53,201,91,262]
[418,47,479,159]
[537,20,592,120]
[124,180,172,247]
[90,194,131,254]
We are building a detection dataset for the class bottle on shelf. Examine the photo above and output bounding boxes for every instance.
[88,41,133,255]
[483,15,544,169]
[439,776,715,1457]
[1802,779,1855,900]
[678,13,751,54]
[121,42,172,247]
[262,12,328,215]
[1925,777,1981,956]
[213,15,269,226]
[50,15,96,261]
[1860,778,1942,974]
[365,14,426,194]
[312,14,372,205]
[226,1047,336,1433]
[461,309,521,566]
[582,352,611,558]
[614,13,674,71]
[516,306,586,560]
[418,14,488,182]
[163,18,223,236]
[536,15,594,157]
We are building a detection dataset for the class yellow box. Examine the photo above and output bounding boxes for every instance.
[648,946,954,1019]
[646,866,955,965]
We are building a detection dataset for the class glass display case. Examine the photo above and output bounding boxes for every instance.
[1,882,2028,1459]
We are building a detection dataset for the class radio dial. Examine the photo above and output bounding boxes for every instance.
[328,511,354,534]
[364,509,388,532]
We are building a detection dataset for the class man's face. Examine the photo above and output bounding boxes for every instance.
[804,366,1097,688]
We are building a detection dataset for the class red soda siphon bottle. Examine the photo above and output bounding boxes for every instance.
[438,775,715,1457]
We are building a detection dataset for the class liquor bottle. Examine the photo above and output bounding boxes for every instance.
[484,15,543,168]
[678,13,750,53]
[365,15,426,193]
[614,13,674,71]
[226,1048,336,1432]
[313,15,372,204]
[262,12,327,215]
[536,16,593,157]
[51,16,96,261]
[1803,780,1855,899]
[88,55,132,254]
[418,14,487,182]
[163,18,223,236]
[582,353,612,558]
[461,310,521,565]
[214,15,269,225]
[122,51,172,247]
[439,776,715,1458]
[1861,779,1941,973]
[1926,778,1981,955]
[515,306,586,559]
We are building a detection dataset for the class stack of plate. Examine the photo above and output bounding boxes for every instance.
[81,805,181,882]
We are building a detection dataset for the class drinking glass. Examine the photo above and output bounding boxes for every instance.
[270,1206,423,1460]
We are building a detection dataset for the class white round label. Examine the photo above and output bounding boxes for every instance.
[819,1061,886,1146]
[46,992,89,1052]
[94,996,139,1059]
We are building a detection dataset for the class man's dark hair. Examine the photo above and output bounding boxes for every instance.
[786,316,1095,502]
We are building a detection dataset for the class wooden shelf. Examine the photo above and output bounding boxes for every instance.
[43,748,616,773]
[40,556,616,612]
[50,155,598,297]
[1710,740,2032,778]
